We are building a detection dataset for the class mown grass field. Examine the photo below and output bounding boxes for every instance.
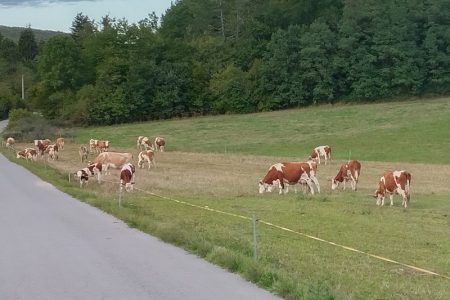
[3,97,450,299]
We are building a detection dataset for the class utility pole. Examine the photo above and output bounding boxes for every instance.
[21,74,25,100]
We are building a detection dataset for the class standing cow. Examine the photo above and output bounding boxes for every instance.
[120,163,136,192]
[34,139,51,157]
[138,150,156,170]
[56,137,65,150]
[331,160,361,191]
[45,144,59,161]
[154,137,165,152]
[137,136,153,150]
[75,162,103,188]
[373,170,411,208]
[309,145,331,165]
[79,145,89,163]
[93,152,133,175]
[259,162,316,195]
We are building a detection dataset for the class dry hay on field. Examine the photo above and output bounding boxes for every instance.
[25,142,450,199]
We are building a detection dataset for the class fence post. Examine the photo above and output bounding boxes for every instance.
[252,213,257,261]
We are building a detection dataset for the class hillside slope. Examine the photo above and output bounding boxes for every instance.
[72,97,450,164]
[0,25,65,42]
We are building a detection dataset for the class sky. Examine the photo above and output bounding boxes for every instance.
[0,0,174,32]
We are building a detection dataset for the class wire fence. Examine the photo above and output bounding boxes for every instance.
[67,167,450,281]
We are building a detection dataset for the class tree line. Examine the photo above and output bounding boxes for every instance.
[0,0,449,125]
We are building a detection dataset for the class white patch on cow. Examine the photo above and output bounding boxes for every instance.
[273,163,284,172]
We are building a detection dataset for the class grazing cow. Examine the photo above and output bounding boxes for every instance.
[16,148,38,162]
[259,162,315,195]
[309,145,332,165]
[120,163,136,192]
[93,152,133,175]
[75,162,103,187]
[79,145,89,163]
[137,136,153,150]
[154,137,165,152]
[138,150,156,170]
[45,144,59,160]
[6,137,15,148]
[373,170,411,208]
[331,160,361,191]
[56,137,65,150]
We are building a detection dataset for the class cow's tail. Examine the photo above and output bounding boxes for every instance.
[405,172,411,196]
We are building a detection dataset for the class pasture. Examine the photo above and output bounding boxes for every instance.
[3,97,450,299]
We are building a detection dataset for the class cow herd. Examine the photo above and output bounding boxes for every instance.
[75,136,165,192]
[3,136,411,207]
[259,145,412,208]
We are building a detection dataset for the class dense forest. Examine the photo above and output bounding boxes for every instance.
[0,0,449,125]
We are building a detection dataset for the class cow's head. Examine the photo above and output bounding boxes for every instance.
[331,179,339,190]
[259,180,274,194]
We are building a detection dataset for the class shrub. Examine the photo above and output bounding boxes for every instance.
[2,114,60,141]
[8,108,32,122]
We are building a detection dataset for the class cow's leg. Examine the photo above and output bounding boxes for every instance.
[310,175,320,193]
[397,188,408,208]
[302,177,315,195]
[343,180,347,190]
[389,194,394,206]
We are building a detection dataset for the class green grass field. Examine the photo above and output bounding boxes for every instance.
[3,97,450,299]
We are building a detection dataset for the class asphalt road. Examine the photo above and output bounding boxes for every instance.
[0,122,279,299]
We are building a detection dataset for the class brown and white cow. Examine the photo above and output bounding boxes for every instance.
[154,137,165,152]
[309,145,331,165]
[331,160,361,191]
[120,163,136,192]
[79,145,89,163]
[44,144,59,161]
[6,137,15,148]
[89,139,98,153]
[16,148,38,162]
[55,137,65,150]
[75,162,103,188]
[138,150,156,170]
[137,136,153,150]
[97,140,109,152]
[89,139,109,153]
[34,139,51,157]
[93,152,133,175]
[259,162,316,195]
[373,170,411,208]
